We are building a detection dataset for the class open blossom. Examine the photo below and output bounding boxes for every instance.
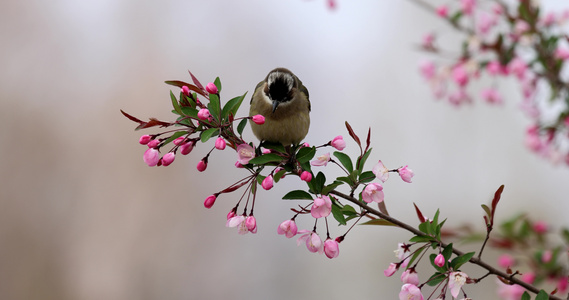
[331,135,346,150]
[261,175,274,190]
[297,230,323,253]
[460,0,475,15]
[508,57,528,80]
[362,183,384,203]
[215,137,226,150]
[481,88,502,104]
[372,160,389,182]
[323,239,340,259]
[419,60,436,80]
[451,64,469,87]
[399,284,424,300]
[398,165,414,183]
[204,195,216,209]
[226,215,249,234]
[251,114,265,125]
[237,143,255,165]
[277,219,298,238]
[161,152,176,166]
[554,46,569,60]
[401,269,419,285]
[384,263,398,277]
[311,153,330,166]
[311,195,332,218]
[143,148,160,167]
[449,272,468,298]
[205,82,218,94]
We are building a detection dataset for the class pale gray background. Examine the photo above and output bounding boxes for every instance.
[1,0,568,299]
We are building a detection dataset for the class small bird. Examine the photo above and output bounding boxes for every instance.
[249,68,311,146]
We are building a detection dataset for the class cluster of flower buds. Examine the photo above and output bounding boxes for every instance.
[417,0,569,165]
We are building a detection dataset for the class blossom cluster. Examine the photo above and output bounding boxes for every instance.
[417,0,569,165]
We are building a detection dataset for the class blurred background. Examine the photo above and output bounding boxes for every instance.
[1,0,568,299]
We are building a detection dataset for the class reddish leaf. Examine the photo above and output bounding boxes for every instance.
[165,80,207,97]
[138,118,172,130]
[220,180,250,194]
[378,201,389,216]
[414,203,426,223]
[188,70,205,91]
[490,185,505,225]
[345,121,361,147]
[365,127,371,152]
[120,109,144,124]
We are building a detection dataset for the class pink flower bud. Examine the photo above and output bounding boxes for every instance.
[161,152,176,166]
[246,216,257,231]
[331,135,346,151]
[436,5,448,17]
[384,263,398,277]
[139,135,152,145]
[173,136,187,146]
[533,221,548,234]
[181,86,190,96]
[300,171,312,182]
[261,175,274,190]
[197,108,210,120]
[541,250,553,263]
[204,195,216,209]
[434,253,445,267]
[197,159,207,172]
[215,137,226,150]
[235,161,244,168]
[262,148,271,154]
[324,239,340,259]
[398,165,414,183]
[277,219,298,238]
[401,269,419,285]
[498,254,515,268]
[227,210,236,220]
[303,142,310,147]
[180,141,194,155]
[205,82,218,94]
[143,148,160,167]
[147,139,160,148]
[251,114,265,125]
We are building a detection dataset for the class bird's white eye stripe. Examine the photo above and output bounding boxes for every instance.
[268,71,294,90]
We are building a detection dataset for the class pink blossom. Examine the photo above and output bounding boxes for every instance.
[237,143,255,165]
[139,135,152,145]
[324,239,340,259]
[147,139,160,148]
[498,254,515,268]
[205,82,218,94]
[486,61,507,76]
[394,243,407,260]
[508,57,528,80]
[436,5,448,18]
[477,12,497,35]
[557,276,568,294]
[449,272,468,298]
[533,221,548,234]
[401,269,419,285]
[419,60,436,80]
[372,160,389,182]
[460,0,476,15]
[422,33,435,49]
[541,12,556,27]
[297,230,323,253]
[251,114,265,125]
[554,46,569,60]
[331,135,346,150]
[398,165,414,183]
[215,137,226,150]
[277,219,298,238]
[452,64,469,87]
[514,20,530,35]
[180,141,195,155]
[261,148,271,154]
[541,250,553,263]
[327,0,335,10]
[227,215,249,235]
[434,253,445,267]
[246,216,257,233]
[497,279,525,300]
[311,153,331,166]
[261,175,274,190]
[311,195,332,218]
[384,263,398,277]
[143,148,160,167]
[300,171,312,182]
[521,272,536,284]
[399,284,424,300]
[161,152,176,166]
[197,159,207,172]
[181,86,190,96]
[481,88,502,104]
[362,183,384,203]
[197,108,210,120]
[491,3,503,15]
[204,195,216,209]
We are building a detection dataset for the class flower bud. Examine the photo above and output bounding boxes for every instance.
[401,269,419,285]
[215,137,226,150]
[161,152,176,166]
[226,210,236,220]
[324,239,340,259]
[173,136,187,146]
[384,263,398,277]
[261,175,274,190]
[139,135,152,145]
[434,253,445,267]
[143,148,160,167]
[180,141,194,155]
[251,114,265,125]
[331,135,346,150]
[197,108,210,120]
[204,195,216,209]
[205,82,218,94]
[277,219,298,238]
[197,159,208,172]
[300,171,312,182]
[181,86,190,96]
[246,216,257,231]
[147,139,160,148]
[398,165,414,183]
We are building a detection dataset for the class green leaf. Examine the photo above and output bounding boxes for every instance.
[336,176,355,186]
[248,153,284,165]
[426,272,447,287]
[222,92,247,120]
[358,171,375,184]
[407,246,427,269]
[214,77,222,93]
[261,141,286,153]
[449,11,463,26]
[296,146,316,163]
[342,204,357,215]
[333,151,353,172]
[322,181,343,195]
[432,209,440,227]
[356,148,372,173]
[282,190,313,200]
[237,118,248,136]
[273,168,287,183]
[442,243,453,262]
[331,202,347,225]
[162,131,187,146]
[535,290,549,300]
[450,252,475,270]
[311,172,326,194]
[181,106,199,119]
[208,94,221,122]
[520,292,530,300]
[200,128,219,143]
[419,221,432,236]
[481,204,491,218]
[170,91,183,115]
[409,235,433,243]
[361,219,397,226]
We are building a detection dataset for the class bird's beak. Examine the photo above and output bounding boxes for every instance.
[272,101,279,113]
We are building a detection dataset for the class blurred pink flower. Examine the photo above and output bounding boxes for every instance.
[481,88,503,104]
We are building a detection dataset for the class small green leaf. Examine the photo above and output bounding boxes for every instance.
[214,77,222,93]
[361,219,397,226]
[237,118,248,135]
[535,290,549,300]
[208,94,221,122]
[442,243,453,262]
[333,151,353,172]
[282,190,313,200]
[273,169,287,183]
[331,202,347,225]
[181,106,199,119]
[358,171,376,184]
[336,176,355,186]
[170,91,183,115]
[261,141,286,153]
[409,235,433,243]
[426,272,447,287]
[200,128,219,143]
[450,252,475,270]
[311,172,326,194]
[248,153,284,165]
[520,292,530,300]
[296,146,316,163]
[356,148,373,173]
[342,204,357,215]
[322,181,343,195]
[162,131,187,146]
[406,246,426,269]
[222,92,247,120]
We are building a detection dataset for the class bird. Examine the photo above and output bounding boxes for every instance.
[249,68,311,146]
